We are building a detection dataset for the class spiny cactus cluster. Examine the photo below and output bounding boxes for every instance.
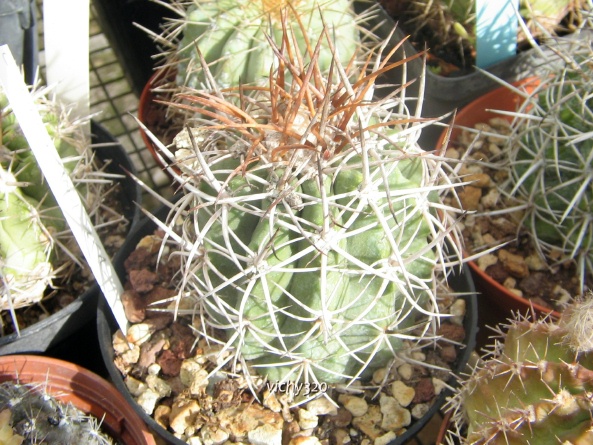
[0,86,123,330]
[0,381,113,445]
[501,37,593,294]
[155,0,363,91]
[447,293,593,444]
[142,9,466,389]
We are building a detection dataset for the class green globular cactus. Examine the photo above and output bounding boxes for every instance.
[448,294,593,445]
[153,26,465,386]
[502,41,593,293]
[159,0,362,90]
[0,381,113,445]
[0,86,117,324]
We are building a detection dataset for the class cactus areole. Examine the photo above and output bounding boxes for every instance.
[153,28,465,386]
[171,0,360,89]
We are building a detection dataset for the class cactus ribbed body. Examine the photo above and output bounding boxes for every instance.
[505,47,593,289]
[159,24,464,385]
[450,297,593,444]
[169,0,360,89]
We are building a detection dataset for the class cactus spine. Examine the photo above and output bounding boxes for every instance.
[448,294,593,444]
[0,381,113,445]
[501,37,593,293]
[158,0,362,91]
[150,21,465,387]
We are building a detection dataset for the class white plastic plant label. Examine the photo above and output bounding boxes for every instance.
[0,45,128,335]
[476,0,519,68]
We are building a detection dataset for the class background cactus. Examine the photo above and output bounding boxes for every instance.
[0,381,113,444]
[500,37,593,294]
[0,86,126,332]
[447,293,593,444]
[155,0,363,91]
[144,23,466,387]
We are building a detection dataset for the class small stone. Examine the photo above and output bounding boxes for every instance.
[331,428,351,445]
[397,363,413,381]
[288,437,322,445]
[247,424,283,445]
[525,254,547,271]
[488,142,502,157]
[509,288,524,297]
[200,424,229,445]
[437,324,466,343]
[412,378,435,404]
[306,397,338,416]
[503,277,517,289]
[481,188,500,209]
[477,254,498,271]
[145,374,172,398]
[449,298,466,326]
[374,431,397,445]
[466,173,491,188]
[136,388,162,415]
[154,405,171,429]
[411,403,430,420]
[372,368,388,384]
[126,323,153,345]
[297,408,319,430]
[432,378,447,396]
[351,405,383,440]
[187,438,203,445]
[328,408,353,428]
[263,390,283,413]
[458,186,482,211]
[391,381,415,407]
[379,394,411,431]
[169,399,201,435]
[338,395,368,418]
[440,344,457,363]
[445,148,460,159]
[499,249,529,278]
[180,359,209,396]
[124,375,147,397]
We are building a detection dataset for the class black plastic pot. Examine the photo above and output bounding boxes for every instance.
[356,1,593,148]
[97,205,478,445]
[0,0,37,85]
[0,121,141,355]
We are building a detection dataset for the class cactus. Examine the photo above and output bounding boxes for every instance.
[447,293,593,444]
[147,22,465,387]
[0,86,125,330]
[501,39,593,294]
[157,0,362,91]
[0,381,113,445]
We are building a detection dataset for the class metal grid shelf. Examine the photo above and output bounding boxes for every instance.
[35,0,173,209]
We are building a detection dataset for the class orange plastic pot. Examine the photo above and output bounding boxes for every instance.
[437,78,561,326]
[0,355,156,445]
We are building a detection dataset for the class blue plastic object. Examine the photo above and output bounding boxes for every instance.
[476,0,519,68]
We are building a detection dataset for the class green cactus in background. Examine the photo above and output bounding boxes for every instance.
[148,23,465,386]
[157,0,362,90]
[447,293,593,444]
[0,381,113,445]
[502,39,593,293]
[0,86,122,330]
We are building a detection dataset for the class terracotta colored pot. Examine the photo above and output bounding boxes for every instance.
[138,67,181,177]
[436,78,561,331]
[0,354,156,444]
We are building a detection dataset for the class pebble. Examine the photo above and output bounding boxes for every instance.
[247,424,283,445]
[288,437,322,445]
[390,381,415,407]
[331,429,351,445]
[297,408,319,430]
[432,378,447,396]
[397,363,413,380]
[379,394,411,431]
[458,185,482,211]
[477,253,498,271]
[338,394,368,417]
[374,431,397,445]
[169,398,201,435]
[125,375,147,397]
[126,322,153,345]
[200,424,230,445]
[136,388,163,415]
[306,397,338,416]
[449,298,466,326]
[351,405,383,439]
[411,403,430,420]
[499,249,529,278]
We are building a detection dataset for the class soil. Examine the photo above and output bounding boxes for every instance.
[445,117,592,313]
[110,228,470,444]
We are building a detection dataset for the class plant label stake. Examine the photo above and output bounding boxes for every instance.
[0,45,128,336]
[476,0,519,68]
